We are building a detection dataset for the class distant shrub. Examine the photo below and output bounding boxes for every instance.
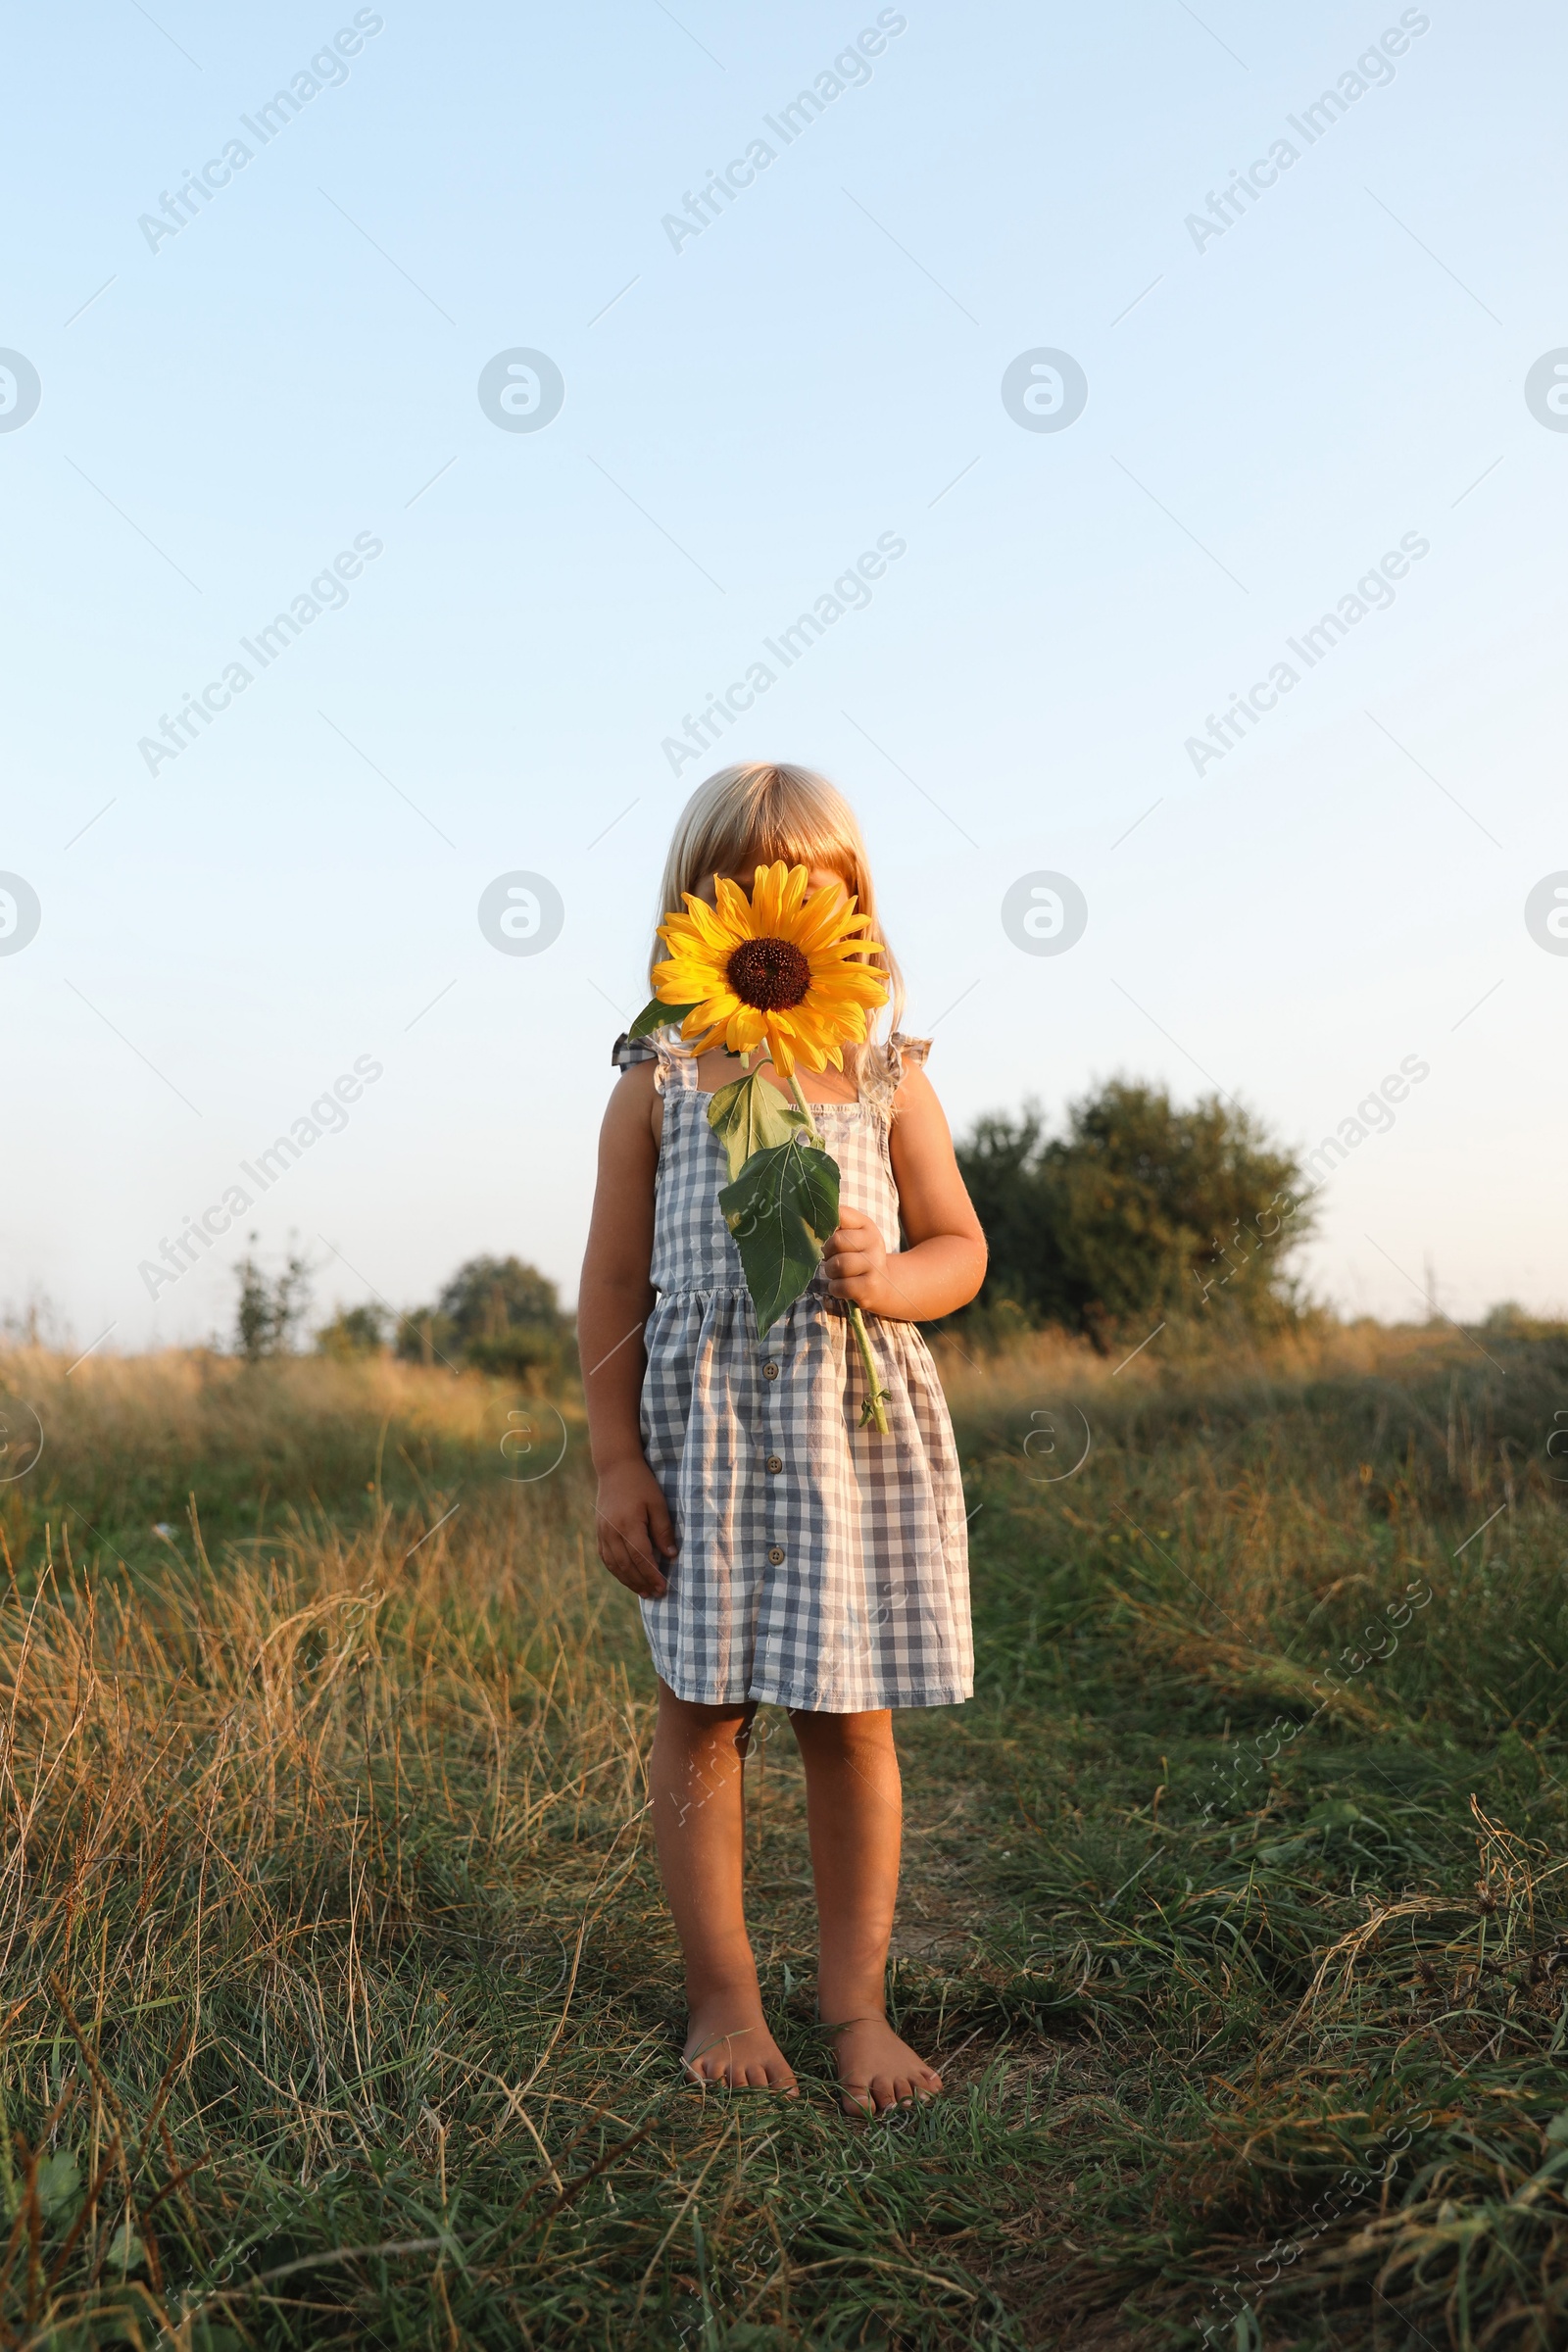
[316,1302,389,1359]
[956,1078,1315,1343]
[231,1236,313,1362]
[397,1255,569,1390]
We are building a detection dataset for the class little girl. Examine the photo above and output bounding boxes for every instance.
[578,761,986,2117]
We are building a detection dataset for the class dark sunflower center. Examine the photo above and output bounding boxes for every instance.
[726,936,811,1012]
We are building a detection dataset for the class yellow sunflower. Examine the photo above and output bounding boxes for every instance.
[653,861,888,1077]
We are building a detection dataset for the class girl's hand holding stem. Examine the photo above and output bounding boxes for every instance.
[822,1203,900,1316]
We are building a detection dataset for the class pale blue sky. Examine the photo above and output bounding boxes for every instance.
[3,0,1564,1351]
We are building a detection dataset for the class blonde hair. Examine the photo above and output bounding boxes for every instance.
[653,761,906,1073]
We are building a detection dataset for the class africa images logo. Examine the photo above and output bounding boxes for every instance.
[0,351,41,433]
[476,351,564,433]
[1183,11,1432,255]
[659,12,908,255]
[136,13,385,253]
[0,874,42,956]
[137,1055,384,1301]
[1000,351,1088,433]
[1184,532,1430,774]
[1524,873,1568,955]
[1525,352,1568,430]
[136,533,384,775]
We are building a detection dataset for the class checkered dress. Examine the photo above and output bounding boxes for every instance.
[612,1028,973,1712]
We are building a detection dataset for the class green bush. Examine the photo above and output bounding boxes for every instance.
[396,1254,570,1389]
[316,1301,389,1358]
[957,1077,1314,1341]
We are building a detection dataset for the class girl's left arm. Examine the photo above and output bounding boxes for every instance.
[822,1063,987,1322]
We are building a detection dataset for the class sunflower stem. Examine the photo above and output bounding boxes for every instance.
[848,1307,892,1436]
[783,1070,821,1144]
[786,1072,890,1437]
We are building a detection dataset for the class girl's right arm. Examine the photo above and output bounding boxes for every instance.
[578,1060,676,1599]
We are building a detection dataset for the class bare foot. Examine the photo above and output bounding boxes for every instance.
[682,1993,799,2093]
[826,2016,943,2117]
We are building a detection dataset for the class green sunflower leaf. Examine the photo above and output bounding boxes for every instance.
[707,1069,812,1184]
[627,997,700,1041]
[719,1136,841,1334]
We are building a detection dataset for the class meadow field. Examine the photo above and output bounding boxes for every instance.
[0,1320,1565,2349]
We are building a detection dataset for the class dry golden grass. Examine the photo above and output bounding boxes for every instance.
[0,1319,1563,2347]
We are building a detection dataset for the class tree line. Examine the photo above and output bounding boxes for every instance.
[230,1079,1315,1368]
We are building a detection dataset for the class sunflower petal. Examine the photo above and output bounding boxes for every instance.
[765,1021,798,1077]
[806,970,886,1009]
[685,895,745,952]
[656,956,723,995]
[793,883,852,941]
[786,1007,852,1061]
[773,863,810,927]
[712,876,757,940]
[751,861,798,939]
[794,884,865,951]
[727,1005,767,1054]
[748,863,780,935]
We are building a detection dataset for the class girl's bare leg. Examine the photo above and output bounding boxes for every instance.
[789,1706,944,2115]
[649,1680,797,2090]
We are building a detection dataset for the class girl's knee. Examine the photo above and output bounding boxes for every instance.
[658,1685,758,1754]
[788,1705,894,1757]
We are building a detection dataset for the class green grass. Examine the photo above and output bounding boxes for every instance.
[0,1325,1564,2348]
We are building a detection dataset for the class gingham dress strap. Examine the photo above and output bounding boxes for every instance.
[611,1028,700,1093]
[858,1031,932,1120]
